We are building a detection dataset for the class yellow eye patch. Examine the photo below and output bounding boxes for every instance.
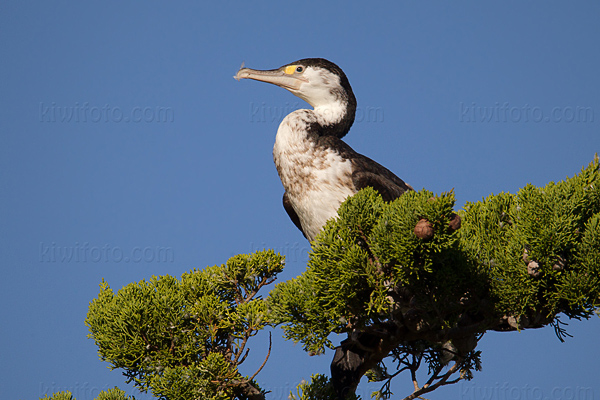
[284,65,298,75]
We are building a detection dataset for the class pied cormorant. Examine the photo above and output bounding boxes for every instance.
[235,58,413,241]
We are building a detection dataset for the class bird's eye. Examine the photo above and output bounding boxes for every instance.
[296,66,304,73]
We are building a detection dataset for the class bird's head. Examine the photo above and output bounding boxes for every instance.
[235,58,356,111]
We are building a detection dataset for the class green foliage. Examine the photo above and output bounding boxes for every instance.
[269,157,600,398]
[269,188,485,354]
[85,250,284,400]
[461,156,600,322]
[40,392,74,400]
[95,387,137,400]
[289,374,361,400]
[41,158,597,400]
[40,388,135,400]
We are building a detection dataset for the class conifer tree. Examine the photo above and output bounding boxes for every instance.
[43,157,600,400]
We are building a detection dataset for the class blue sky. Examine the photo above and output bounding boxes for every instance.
[1,1,599,399]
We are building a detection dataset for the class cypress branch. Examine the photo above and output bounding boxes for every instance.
[45,157,599,400]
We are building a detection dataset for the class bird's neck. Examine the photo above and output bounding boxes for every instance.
[312,100,356,138]
[272,101,350,155]
[272,100,354,173]
[273,102,356,190]
[272,106,357,241]
[273,110,317,168]
[313,101,346,126]
[312,99,355,139]
[272,109,328,194]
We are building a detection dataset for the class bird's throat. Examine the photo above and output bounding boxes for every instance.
[272,109,355,240]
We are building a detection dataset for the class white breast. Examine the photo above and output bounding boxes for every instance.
[273,110,356,241]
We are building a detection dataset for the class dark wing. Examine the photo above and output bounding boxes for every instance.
[283,191,307,238]
[317,136,413,202]
[351,153,413,201]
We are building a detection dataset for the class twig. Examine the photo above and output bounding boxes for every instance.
[402,360,462,400]
[248,332,272,382]
[358,228,383,272]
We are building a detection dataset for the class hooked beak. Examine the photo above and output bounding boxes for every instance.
[234,63,306,92]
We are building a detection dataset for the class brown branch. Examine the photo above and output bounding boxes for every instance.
[402,360,462,400]
[410,353,420,392]
[243,276,267,303]
[226,333,272,400]
[238,348,250,365]
[169,333,175,354]
[140,332,158,351]
[331,284,563,400]
[233,333,250,365]
[248,331,272,382]
[358,228,383,273]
